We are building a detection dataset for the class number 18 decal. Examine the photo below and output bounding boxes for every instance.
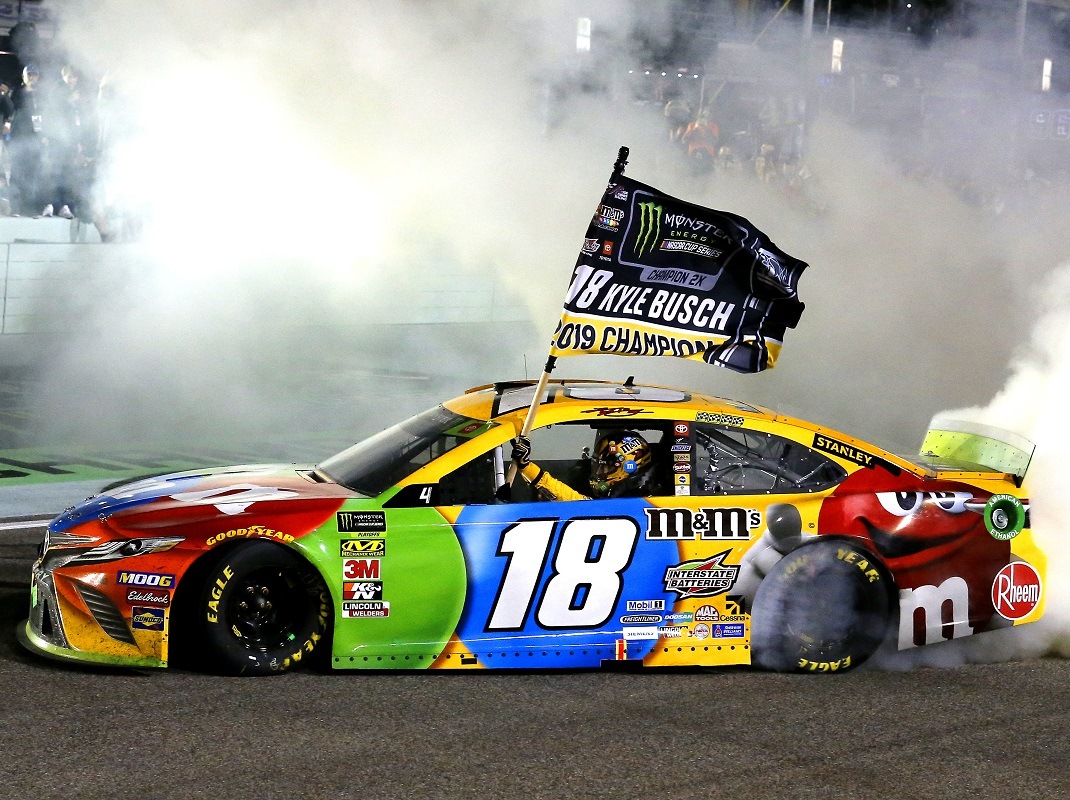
[487,517,639,631]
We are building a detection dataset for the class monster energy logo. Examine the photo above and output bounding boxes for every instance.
[637,201,663,256]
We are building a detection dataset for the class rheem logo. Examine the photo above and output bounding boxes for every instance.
[991,562,1042,620]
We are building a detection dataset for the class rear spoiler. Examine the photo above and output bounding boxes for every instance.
[920,415,1035,487]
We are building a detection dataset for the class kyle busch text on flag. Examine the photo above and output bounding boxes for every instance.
[550,173,807,373]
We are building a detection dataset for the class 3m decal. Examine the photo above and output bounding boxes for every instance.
[487,517,640,631]
[812,434,875,467]
[117,571,175,589]
[645,507,759,540]
[663,551,739,598]
[991,562,1041,620]
[337,511,387,534]
[342,559,381,580]
[340,539,385,557]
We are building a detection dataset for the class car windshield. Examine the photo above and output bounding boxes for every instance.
[317,405,493,495]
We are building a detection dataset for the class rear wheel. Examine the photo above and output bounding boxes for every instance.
[751,538,892,674]
[190,542,331,676]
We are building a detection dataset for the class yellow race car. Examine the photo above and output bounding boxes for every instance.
[20,378,1038,674]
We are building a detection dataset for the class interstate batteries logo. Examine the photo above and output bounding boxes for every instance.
[663,551,739,598]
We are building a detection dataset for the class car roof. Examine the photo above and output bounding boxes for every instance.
[443,377,927,477]
[449,378,771,422]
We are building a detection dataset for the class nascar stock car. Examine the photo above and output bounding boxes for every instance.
[18,378,1040,675]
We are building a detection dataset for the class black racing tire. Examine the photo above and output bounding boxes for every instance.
[751,538,892,674]
[190,542,331,676]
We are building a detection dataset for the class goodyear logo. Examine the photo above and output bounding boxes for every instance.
[117,571,175,589]
[340,539,385,557]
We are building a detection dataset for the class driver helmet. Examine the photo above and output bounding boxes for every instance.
[589,431,652,497]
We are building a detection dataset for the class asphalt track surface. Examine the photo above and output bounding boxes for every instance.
[2,522,1069,800]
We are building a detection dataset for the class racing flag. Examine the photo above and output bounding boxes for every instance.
[549,172,807,372]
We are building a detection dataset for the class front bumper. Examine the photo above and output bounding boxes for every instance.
[20,560,167,669]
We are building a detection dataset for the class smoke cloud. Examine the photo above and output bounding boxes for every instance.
[17,2,1070,662]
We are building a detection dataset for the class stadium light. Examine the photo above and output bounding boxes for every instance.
[576,17,591,52]
[831,38,843,74]
[1043,58,1052,92]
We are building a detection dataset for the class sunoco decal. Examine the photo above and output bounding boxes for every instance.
[663,551,739,598]
[131,606,165,631]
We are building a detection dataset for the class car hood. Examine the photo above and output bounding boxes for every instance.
[49,464,350,533]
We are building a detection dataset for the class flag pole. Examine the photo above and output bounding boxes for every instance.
[505,146,630,487]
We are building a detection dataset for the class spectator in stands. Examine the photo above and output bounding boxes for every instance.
[8,64,50,216]
[682,109,720,172]
[53,65,94,220]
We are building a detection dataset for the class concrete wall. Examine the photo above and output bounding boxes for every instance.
[0,219,532,363]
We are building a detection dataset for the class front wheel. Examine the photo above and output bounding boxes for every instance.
[750,538,892,674]
[190,542,331,676]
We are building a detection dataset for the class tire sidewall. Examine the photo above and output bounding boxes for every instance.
[751,537,892,673]
[196,542,331,676]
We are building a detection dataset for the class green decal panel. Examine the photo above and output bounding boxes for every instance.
[295,500,467,669]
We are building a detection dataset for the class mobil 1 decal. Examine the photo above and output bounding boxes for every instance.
[453,498,678,666]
